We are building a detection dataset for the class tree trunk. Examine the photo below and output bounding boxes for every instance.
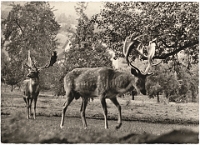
[131,95,134,100]
[192,91,196,102]
[11,85,13,92]
[4,85,6,92]
[131,91,136,100]
[156,93,160,103]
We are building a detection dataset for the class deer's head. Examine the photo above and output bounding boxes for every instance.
[129,61,152,95]
[25,50,57,79]
[27,68,39,78]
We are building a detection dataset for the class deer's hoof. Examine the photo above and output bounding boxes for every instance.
[115,123,122,130]
[60,124,64,129]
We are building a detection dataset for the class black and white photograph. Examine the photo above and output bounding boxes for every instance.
[1,1,199,143]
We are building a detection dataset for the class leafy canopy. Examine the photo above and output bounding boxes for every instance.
[2,2,60,89]
[94,2,198,64]
[2,2,60,65]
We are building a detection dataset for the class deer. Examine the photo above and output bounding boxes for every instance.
[60,60,153,129]
[22,50,57,119]
[123,34,162,73]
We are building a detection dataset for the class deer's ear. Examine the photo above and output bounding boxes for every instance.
[131,68,139,76]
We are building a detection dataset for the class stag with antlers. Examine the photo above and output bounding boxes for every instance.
[22,50,57,119]
[60,60,153,129]
[123,34,162,73]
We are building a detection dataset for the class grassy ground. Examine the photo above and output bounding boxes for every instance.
[1,89,199,143]
[1,90,199,124]
[1,115,198,143]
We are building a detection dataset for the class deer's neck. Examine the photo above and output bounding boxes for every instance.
[110,73,134,93]
[29,77,39,86]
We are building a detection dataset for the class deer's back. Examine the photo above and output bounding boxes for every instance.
[64,68,104,94]
[64,67,134,97]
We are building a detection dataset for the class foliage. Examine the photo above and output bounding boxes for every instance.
[62,2,112,72]
[1,51,25,91]
[2,2,60,66]
[65,45,112,69]
[94,2,199,64]
[2,2,60,90]
[74,2,95,48]
[177,64,199,102]
[2,60,25,91]
[146,62,199,102]
[58,13,77,34]
[1,52,9,80]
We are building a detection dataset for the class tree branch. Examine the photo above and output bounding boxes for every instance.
[160,39,177,48]
[14,19,24,35]
[153,40,199,59]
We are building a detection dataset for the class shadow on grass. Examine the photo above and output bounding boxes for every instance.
[39,128,199,143]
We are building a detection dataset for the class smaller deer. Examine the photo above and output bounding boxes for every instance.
[22,50,57,119]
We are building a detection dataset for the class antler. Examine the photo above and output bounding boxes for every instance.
[27,50,33,68]
[38,51,57,71]
[24,50,57,72]
[144,38,162,73]
[24,50,37,71]
[144,59,162,74]
[123,34,148,66]
[123,34,162,74]
[129,61,143,74]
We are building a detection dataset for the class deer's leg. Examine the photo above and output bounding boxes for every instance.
[33,97,38,120]
[100,97,108,129]
[29,98,33,118]
[26,98,30,119]
[60,91,74,129]
[23,97,27,105]
[110,97,122,129]
[80,97,88,129]
[23,96,27,107]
